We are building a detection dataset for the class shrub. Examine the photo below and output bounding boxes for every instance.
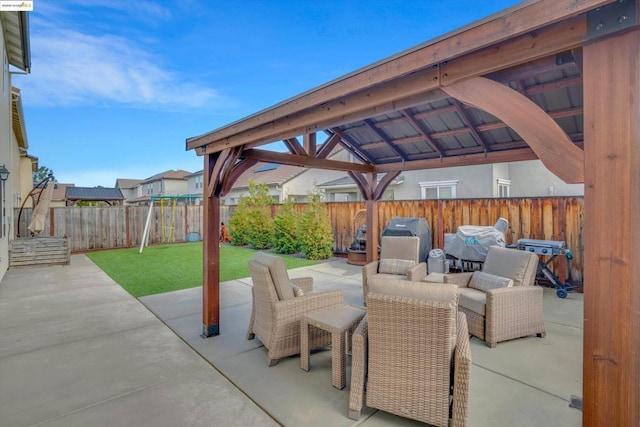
[273,198,299,254]
[230,181,274,249]
[298,190,334,260]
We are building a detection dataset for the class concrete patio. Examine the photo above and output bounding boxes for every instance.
[0,254,583,426]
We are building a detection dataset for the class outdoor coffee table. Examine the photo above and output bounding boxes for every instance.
[300,305,366,390]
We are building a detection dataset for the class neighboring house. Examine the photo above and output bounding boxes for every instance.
[184,170,204,205]
[48,183,74,207]
[318,160,583,201]
[114,178,142,205]
[65,187,124,206]
[0,11,31,280]
[126,169,191,205]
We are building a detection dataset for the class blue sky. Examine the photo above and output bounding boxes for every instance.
[15,0,520,187]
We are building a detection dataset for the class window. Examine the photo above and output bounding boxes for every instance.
[497,179,511,198]
[195,175,203,189]
[419,180,458,200]
[146,183,153,195]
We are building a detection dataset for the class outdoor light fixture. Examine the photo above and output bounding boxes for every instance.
[0,165,9,182]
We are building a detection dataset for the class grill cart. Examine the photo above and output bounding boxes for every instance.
[514,239,576,298]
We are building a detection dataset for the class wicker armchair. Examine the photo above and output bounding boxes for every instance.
[349,280,471,427]
[362,236,426,305]
[427,246,546,348]
[246,252,343,366]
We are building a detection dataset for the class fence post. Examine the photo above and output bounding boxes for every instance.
[49,207,55,236]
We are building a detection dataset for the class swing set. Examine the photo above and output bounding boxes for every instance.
[139,195,202,254]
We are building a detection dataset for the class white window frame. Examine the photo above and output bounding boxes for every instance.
[497,178,511,198]
[419,180,458,200]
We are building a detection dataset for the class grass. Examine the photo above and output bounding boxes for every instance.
[86,242,321,298]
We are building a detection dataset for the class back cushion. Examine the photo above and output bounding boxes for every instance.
[380,236,420,264]
[468,271,513,292]
[253,252,295,300]
[378,258,416,275]
[483,246,538,287]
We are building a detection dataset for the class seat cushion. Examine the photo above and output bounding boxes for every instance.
[468,271,513,292]
[458,287,487,316]
[253,252,295,300]
[378,258,416,275]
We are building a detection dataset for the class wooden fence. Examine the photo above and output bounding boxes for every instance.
[16,196,584,281]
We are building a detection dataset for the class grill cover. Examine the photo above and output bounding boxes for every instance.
[381,217,431,262]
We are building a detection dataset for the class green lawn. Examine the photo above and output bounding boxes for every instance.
[86,243,320,298]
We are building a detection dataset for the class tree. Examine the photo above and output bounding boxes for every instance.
[298,190,334,260]
[33,166,55,183]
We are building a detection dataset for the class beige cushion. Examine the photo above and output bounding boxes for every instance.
[291,284,304,297]
[379,236,420,264]
[378,258,416,275]
[253,252,295,300]
[368,274,409,289]
[458,287,486,316]
[469,271,513,292]
[423,272,445,283]
[483,246,538,287]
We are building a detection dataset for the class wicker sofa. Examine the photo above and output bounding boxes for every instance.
[426,246,546,348]
[361,235,426,306]
[349,280,471,427]
[246,252,343,366]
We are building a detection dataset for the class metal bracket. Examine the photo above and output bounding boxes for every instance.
[587,0,638,41]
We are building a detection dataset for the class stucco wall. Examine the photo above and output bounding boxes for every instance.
[508,160,584,196]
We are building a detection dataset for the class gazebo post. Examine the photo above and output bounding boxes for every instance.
[582,26,640,426]
[202,153,221,337]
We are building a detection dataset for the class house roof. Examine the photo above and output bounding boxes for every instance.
[317,174,404,189]
[232,162,306,189]
[66,187,124,201]
[11,87,27,150]
[115,178,143,189]
[51,183,74,201]
[141,169,191,184]
[1,12,31,72]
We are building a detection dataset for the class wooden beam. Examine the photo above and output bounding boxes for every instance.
[283,138,307,156]
[373,171,401,201]
[451,99,490,150]
[241,148,374,173]
[303,132,316,156]
[317,132,341,159]
[363,119,407,160]
[400,109,446,155]
[202,71,442,154]
[187,0,612,151]
[442,77,584,183]
[440,15,587,85]
[365,199,379,264]
[582,27,640,427]
[374,147,539,173]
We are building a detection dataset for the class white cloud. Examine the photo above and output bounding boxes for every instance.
[21,27,221,110]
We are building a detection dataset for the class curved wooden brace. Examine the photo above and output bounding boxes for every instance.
[442,77,584,183]
[348,171,373,201]
[373,171,401,201]
[221,158,258,196]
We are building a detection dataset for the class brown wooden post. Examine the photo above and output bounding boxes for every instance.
[49,207,55,236]
[125,206,131,247]
[365,199,378,263]
[583,26,640,426]
[202,154,221,337]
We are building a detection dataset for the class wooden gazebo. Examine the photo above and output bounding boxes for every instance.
[186,1,639,424]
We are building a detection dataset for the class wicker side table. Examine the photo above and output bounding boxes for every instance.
[300,305,366,389]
